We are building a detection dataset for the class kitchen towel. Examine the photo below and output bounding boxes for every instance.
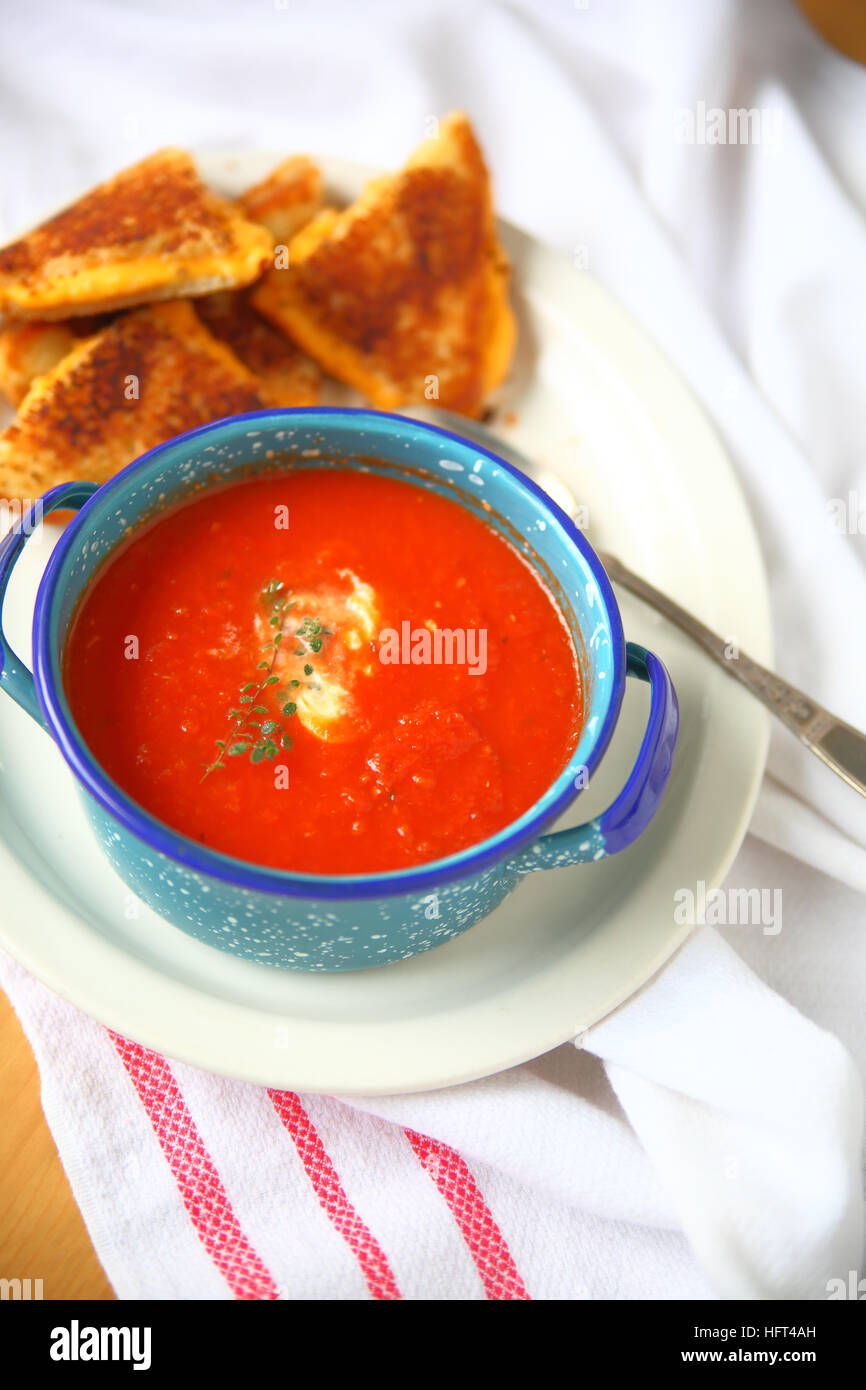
[0,0,864,1299]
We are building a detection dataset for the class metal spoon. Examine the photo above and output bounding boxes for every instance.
[405,404,866,799]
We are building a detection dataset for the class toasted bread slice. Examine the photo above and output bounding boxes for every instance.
[195,290,319,407]
[0,148,273,321]
[251,113,515,417]
[0,315,113,406]
[0,301,266,500]
[237,156,322,246]
[0,154,320,403]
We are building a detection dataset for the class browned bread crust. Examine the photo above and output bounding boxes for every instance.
[195,290,320,408]
[0,316,113,406]
[0,301,265,499]
[236,155,323,246]
[251,114,515,418]
[0,149,272,320]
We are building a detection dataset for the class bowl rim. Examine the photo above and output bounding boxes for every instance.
[33,407,626,900]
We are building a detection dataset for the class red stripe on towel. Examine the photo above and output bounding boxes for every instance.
[109,1033,280,1300]
[405,1129,530,1300]
[268,1090,401,1300]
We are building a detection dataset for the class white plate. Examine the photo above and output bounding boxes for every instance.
[0,152,771,1094]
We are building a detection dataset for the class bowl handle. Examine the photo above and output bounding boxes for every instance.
[508,642,679,875]
[0,481,99,728]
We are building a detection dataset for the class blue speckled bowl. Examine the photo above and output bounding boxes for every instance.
[0,409,678,971]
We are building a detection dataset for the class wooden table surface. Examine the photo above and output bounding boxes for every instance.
[0,0,862,1307]
[0,992,114,1299]
[795,0,866,63]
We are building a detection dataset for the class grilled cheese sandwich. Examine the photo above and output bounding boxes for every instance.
[236,155,323,246]
[195,290,319,408]
[0,301,265,500]
[0,148,272,320]
[251,113,515,417]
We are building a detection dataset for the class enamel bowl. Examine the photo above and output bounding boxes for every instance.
[0,409,678,971]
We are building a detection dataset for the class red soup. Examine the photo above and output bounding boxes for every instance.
[64,469,582,873]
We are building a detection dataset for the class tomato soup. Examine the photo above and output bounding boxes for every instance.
[63,469,582,873]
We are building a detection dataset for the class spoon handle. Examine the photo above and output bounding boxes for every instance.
[599,551,866,799]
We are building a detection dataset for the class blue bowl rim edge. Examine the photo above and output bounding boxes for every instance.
[32,406,627,901]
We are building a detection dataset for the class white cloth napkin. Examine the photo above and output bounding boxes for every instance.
[1,0,865,1300]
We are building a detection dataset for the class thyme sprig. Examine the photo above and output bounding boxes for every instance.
[201,580,331,779]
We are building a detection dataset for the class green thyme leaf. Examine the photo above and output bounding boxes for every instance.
[201,581,333,779]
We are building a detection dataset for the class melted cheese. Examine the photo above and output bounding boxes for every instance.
[255,569,378,742]
[2,246,271,318]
